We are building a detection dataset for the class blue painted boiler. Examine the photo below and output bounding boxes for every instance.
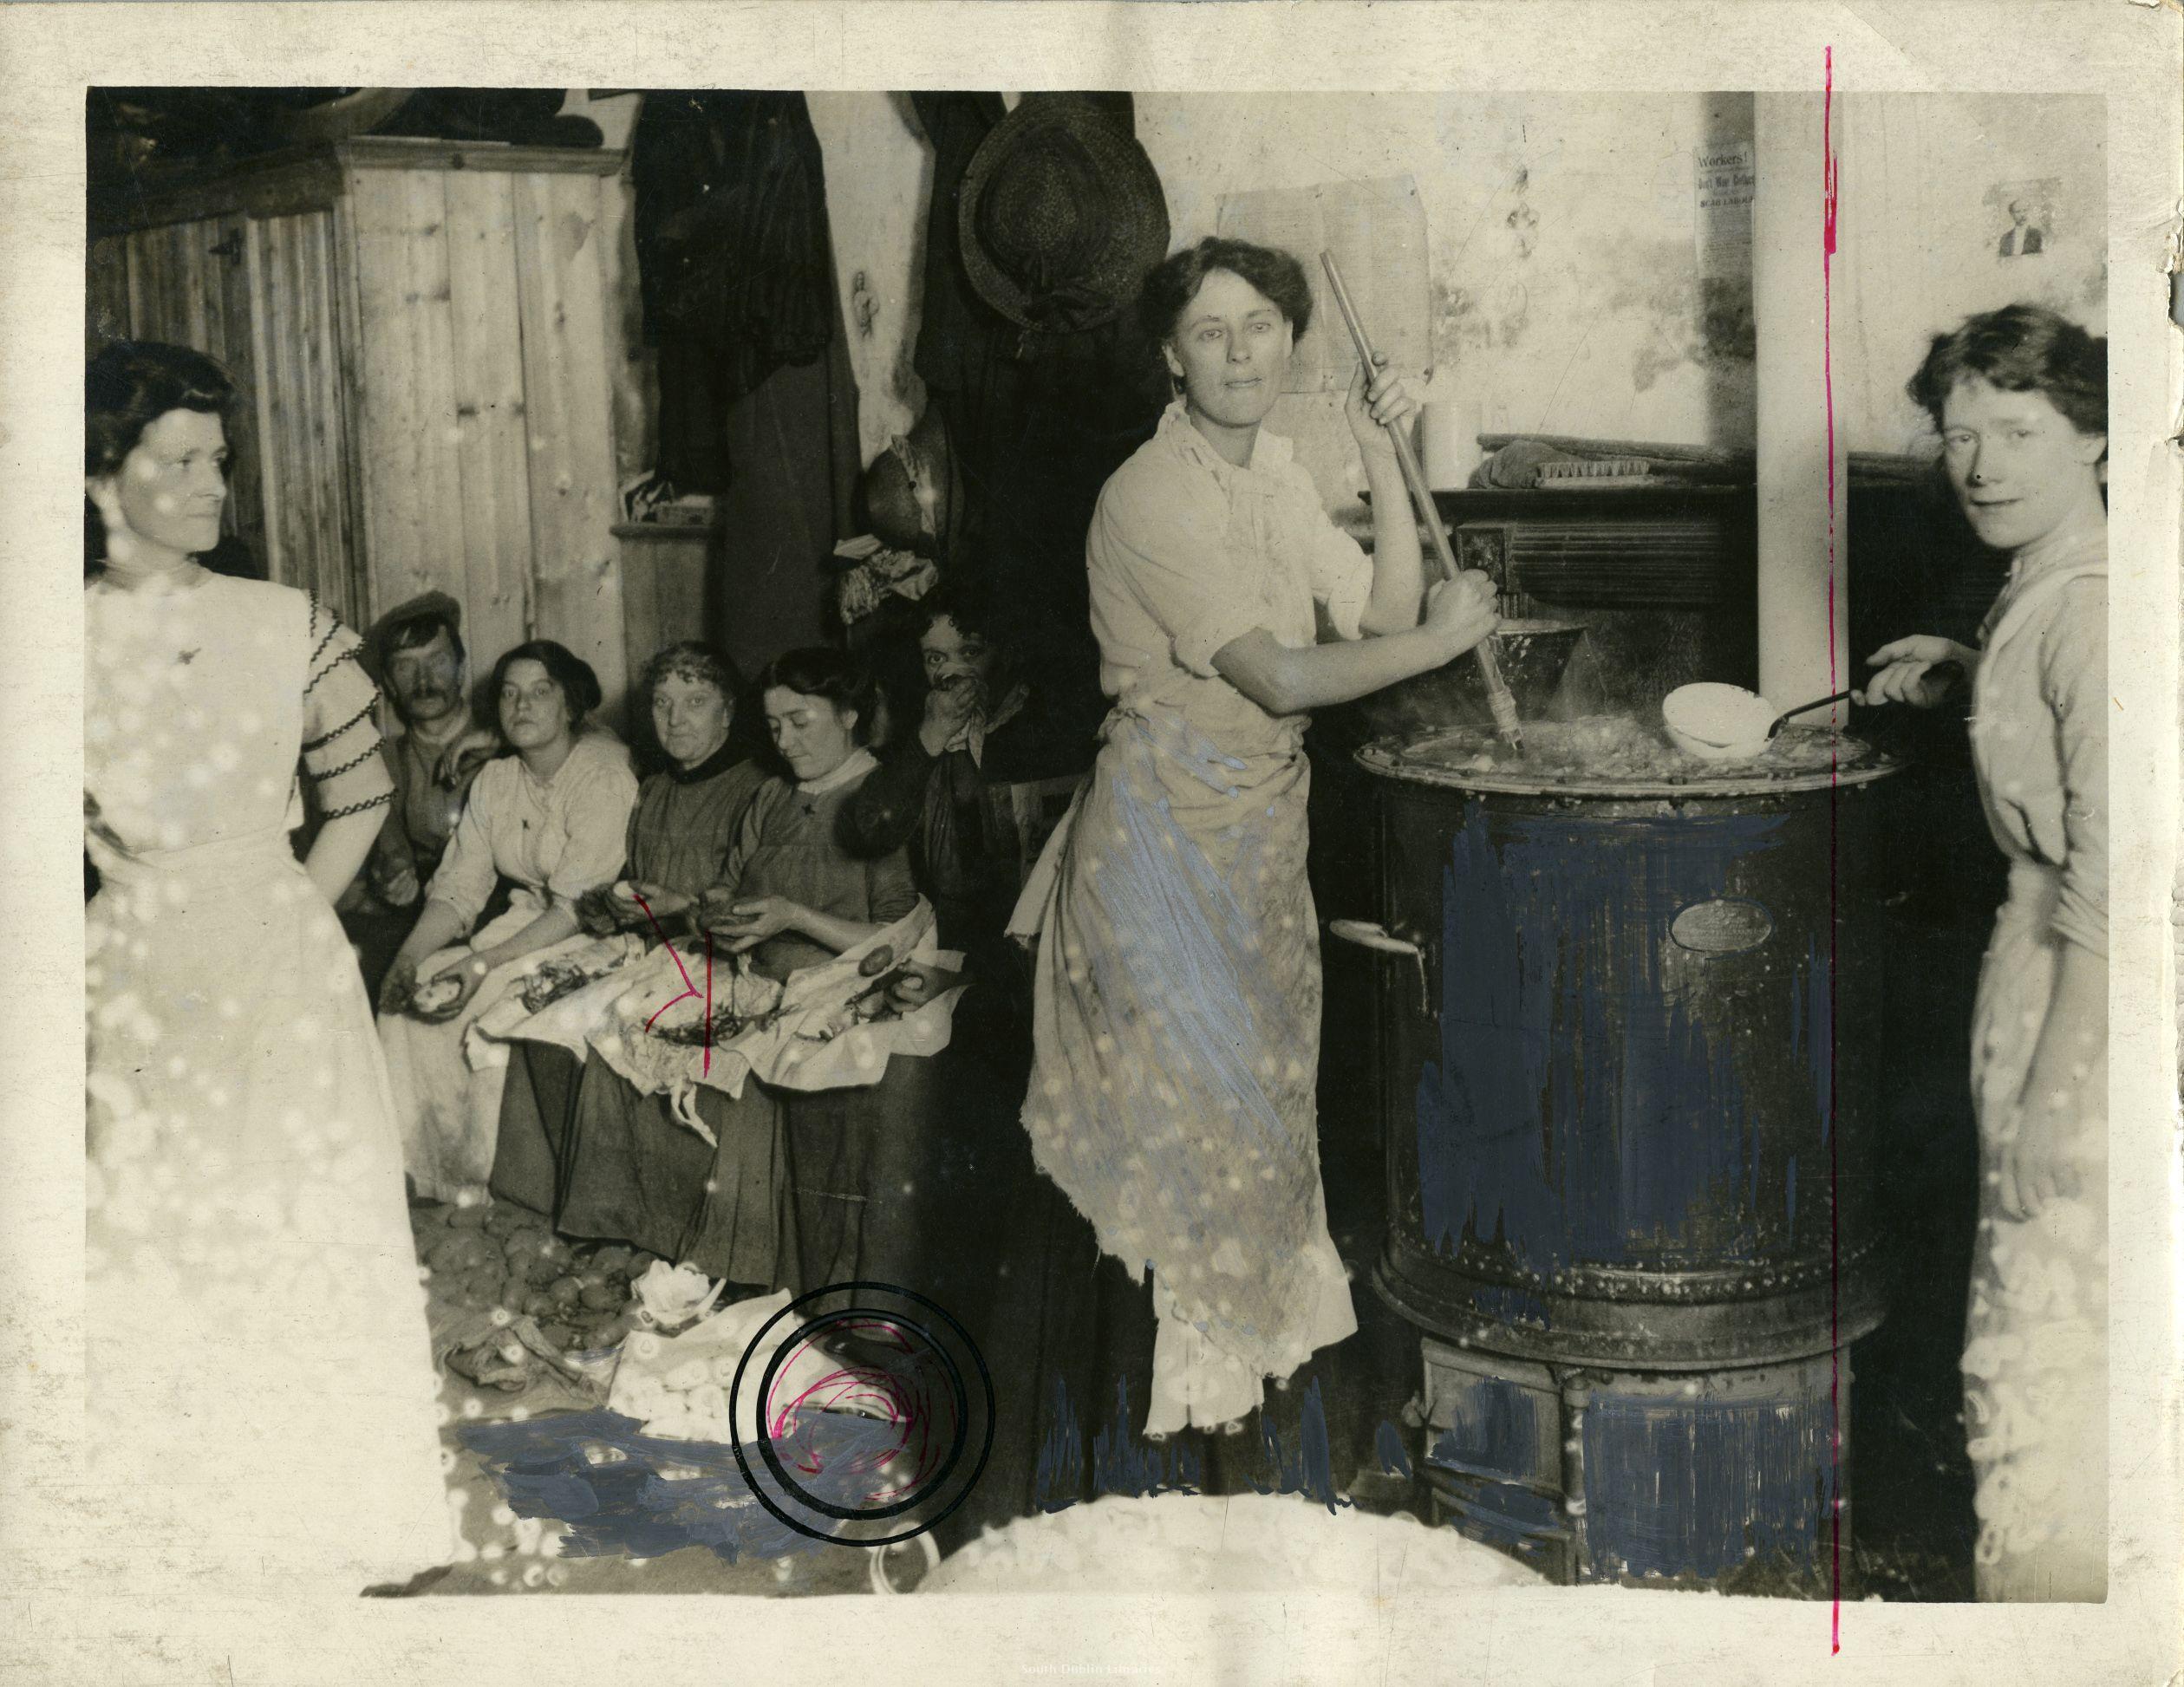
[1348,734,1900,1586]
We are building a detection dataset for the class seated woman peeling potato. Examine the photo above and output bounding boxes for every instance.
[377,640,638,1202]
[555,648,922,1296]
[525,642,778,1280]
[700,649,925,1299]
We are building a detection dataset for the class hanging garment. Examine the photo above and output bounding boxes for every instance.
[632,90,837,493]
[908,94,1166,781]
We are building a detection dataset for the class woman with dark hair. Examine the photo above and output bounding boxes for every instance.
[1014,236,1499,1449]
[1858,303,2108,1601]
[82,340,453,1589]
[377,639,638,1202]
[501,642,776,1277]
[693,646,924,1295]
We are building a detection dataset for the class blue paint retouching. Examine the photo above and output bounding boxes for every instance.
[1039,1375,1354,1514]
[1087,1376,1206,1501]
[1415,806,1837,1282]
[1804,935,1835,1143]
[1430,1371,1553,1486]
[1034,1371,1084,1513]
[460,1410,909,1564]
[1248,1378,1346,1515]
[1375,1419,1415,1480]
[1581,1371,1836,1581]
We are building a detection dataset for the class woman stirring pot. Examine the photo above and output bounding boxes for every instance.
[1858,304,2108,1601]
[1016,238,1499,1445]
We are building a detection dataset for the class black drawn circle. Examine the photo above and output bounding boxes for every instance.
[727,1280,994,1547]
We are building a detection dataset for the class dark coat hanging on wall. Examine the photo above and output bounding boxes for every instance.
[629,91,860,678]
[907,92,1170,780]
[632,92,838,495]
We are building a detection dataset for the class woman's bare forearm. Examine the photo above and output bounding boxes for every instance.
[2018,940,2107,1115]
[473,904,580,972]
[792,908,885,955]
[1214,624,1463,716]
[1357,451,1426,636]
[304,808,384,907]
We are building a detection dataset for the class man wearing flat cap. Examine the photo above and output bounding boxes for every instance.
[337,593,500,990]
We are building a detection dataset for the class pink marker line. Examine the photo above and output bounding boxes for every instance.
[1822,43,1844,1657]
[633,891,715,1075]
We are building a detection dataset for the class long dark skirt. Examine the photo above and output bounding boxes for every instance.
[490,1043,583,1219]
[934,1031,1376,1552]
[958,1156,1367,1547]
[781,1054,946,1308]
[554,1057,793,1288]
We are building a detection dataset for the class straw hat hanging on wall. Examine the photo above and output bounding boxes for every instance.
[956,94,1171,338]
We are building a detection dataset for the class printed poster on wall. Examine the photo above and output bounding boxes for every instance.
[1696,138,1756,278]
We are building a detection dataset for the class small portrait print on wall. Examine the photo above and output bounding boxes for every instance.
[1988,177,2061,259]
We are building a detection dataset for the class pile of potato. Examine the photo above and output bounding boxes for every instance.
[410,1198,655,1357]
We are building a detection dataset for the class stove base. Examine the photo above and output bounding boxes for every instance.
[1417,1336,1851,1590]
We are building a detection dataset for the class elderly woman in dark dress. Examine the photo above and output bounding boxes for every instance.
[492,643,774,1268]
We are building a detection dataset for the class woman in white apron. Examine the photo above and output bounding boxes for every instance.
[1860,304,2108,1601]
[1015,238,1500,1443]
[84,341,453,1593]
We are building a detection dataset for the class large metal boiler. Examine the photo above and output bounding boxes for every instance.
[1335,727,1900,1587]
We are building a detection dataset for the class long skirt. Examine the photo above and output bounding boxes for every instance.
[377,905,539,1201]
[555,1057,794,1289]
[86,837,453,1592]
[780,1056,946,1313]
[1962,858,2108,1600]
[489,1042,583,1219]
[1019,708,1354,1433]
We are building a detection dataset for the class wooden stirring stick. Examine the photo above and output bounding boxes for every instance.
[1320,251,1523,752]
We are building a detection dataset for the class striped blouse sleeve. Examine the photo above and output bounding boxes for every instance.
[300,596,395,823]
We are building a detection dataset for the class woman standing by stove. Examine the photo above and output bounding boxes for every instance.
[1015,238,1500,1446]
[1860,303,2108,1602]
